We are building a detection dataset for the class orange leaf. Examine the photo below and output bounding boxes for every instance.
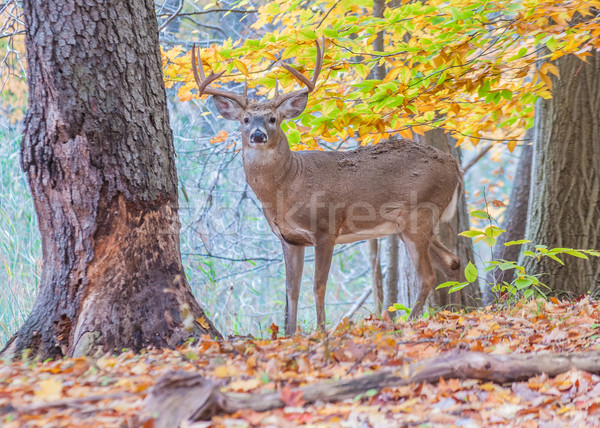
[280,385,305,407]
[270,323,279,340]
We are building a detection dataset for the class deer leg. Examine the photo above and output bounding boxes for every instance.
[401,231,436,320]
[313,238,334,332]
[430,235,462,309]
[282,242,305,336]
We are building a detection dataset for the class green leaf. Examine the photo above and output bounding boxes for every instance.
[365,388,378,397]
[484,225,505,238]
[496,262,515,271]
[504,239,530,246]
[392,303,411,313]
[546,254,565,265]
[564,250,589,259]
[480,236,497,247]
[449,282,470,293]
[288,129,301,146]
[464,261,478,283]
[436,281,460,290]
[514,278,533,290]
[459,230,485,238]
[300,29,317,40]
[470,210,490,219]
[478,80,491,98]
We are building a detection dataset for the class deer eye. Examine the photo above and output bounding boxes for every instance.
[269,117,276,124]
[243,117,249,124]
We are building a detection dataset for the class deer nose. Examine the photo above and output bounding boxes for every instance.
[250,130,267,144]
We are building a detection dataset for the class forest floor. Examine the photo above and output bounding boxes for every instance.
[2,297,600,427]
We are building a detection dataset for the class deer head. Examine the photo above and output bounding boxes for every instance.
[191,40,324,149]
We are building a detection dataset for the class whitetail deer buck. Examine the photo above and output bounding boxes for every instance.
[192,40,462,335]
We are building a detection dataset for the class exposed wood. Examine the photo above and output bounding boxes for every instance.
[146,350,600,427]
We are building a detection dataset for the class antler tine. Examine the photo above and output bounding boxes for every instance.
[190,43,248,108]
[275,38,325,106]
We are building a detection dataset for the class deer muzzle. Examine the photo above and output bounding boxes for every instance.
[250,129,267,144]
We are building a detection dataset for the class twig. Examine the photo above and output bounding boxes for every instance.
[13,392,131,413]
[158,0,184,32]
[156,9,258,18]
[332,287,372,333]
[463,143,493,174]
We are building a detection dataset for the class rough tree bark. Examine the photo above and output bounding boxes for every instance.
[522,51,600,296]
[486,132,533,302]
[1,0,220,360]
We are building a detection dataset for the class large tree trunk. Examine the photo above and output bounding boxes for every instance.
[522,52,600,296]
[486,133,533,302]
[2,0,220,360]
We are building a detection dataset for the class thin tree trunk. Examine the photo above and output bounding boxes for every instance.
[486,133,533,302]
[414,129,480,309]
[522,51,600,296]
[369,0,398,314]
[2,0,220,360]
[383,235,399,317]
[368,239,383,313]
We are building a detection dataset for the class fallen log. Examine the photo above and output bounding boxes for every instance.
[144,350,600,427]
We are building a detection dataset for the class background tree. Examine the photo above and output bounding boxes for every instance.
[486,130,533,300]
[522,49,600,295]
[2,0,219,359]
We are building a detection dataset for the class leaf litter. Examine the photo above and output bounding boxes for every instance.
[1,297,600,427]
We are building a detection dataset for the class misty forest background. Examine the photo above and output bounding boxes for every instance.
[0,0,554,344]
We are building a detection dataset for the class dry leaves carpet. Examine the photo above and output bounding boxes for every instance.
[2,297,600,427]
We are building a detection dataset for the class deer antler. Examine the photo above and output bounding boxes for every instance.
[274,37,324,107]
[191,44,248,108]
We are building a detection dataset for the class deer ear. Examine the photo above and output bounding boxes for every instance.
[280,93,308,119]
[213,96,244,121]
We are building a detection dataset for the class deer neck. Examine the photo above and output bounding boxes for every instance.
[242,133,297,202]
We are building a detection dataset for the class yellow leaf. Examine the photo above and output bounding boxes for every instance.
[197,316,210,329]
[215,365,230,378]
[35,378,63,401]
[507,139,517,153]
[263,52,278,62]
[538,71,553,91]
[398,128,413,139]
[539,62,559,78]
[233,59,249,77]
